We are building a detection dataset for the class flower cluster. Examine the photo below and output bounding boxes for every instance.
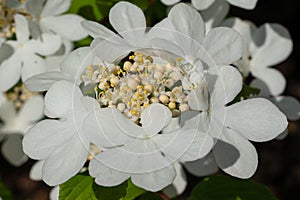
[0,0,299,198]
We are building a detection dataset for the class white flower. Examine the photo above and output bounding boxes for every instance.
[0,93,44,166]
[85,103,212,191]
[185,65,288,178]
[25,0,88,41]
[0,14,61,92]
[161,0,258,10]
[223,18,293,96]
[22,80,98,185]
[152,3,242,69]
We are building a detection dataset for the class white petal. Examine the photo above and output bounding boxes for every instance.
[1,134,28,166]
[34,34,62,56]
[211,65,243,105]
[22,119,74,160]
[168,3,205,46]
[227,0,258,9]
[202,27,243,65]
[21,54,46,81]
[250,78,270,97]
[25,0,44,18]
[213,128,258,178]
[41,0,71,17]
[163,162,187,198]
[41,15,88,41]
[192,0,214,10]
[141,104,172,135]
[81,20,116,39]
[184,151,218,176]
[84,108,135,148]
[109,2,146,43]
[226,98,288,142]
[0,42,14,63]
[0,54,22,92]
[160,0,181,6]
[271,96,300,121]
[30,160,44,181]
[18,95,44,125]
[251,23,292,68]
[44,81,82,118]
[14,14,29,44]
[188,81,209,111]
[89,156,130,187]
[95,145,170,173]
[276,128,288,140]
[42,136,88,186]
[251,67,286,96]
[50,186,59,200]
[131,165,176,192]
[0,101,15,123]
[24,71,74,92]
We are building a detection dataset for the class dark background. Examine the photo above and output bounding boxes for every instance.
[1,0,300,199]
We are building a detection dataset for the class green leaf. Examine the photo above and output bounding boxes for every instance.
[68,0,104,21]
[232,84,260,103]
[59,173,127,200]
[0,182,13,200]
[122,179,146,200]
[138,193,163,200]
[188,175,279,200]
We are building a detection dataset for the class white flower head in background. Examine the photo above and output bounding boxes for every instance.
[0,85,44,166]
[160,0,258,10]
[223,18,293,96]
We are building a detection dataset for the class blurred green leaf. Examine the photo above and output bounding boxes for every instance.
[122,179,146,200]
[0,182,13,200]
[137,193,163,200]
[59,173,127,200]
[232,84,260,103]
[68,0,104,21]
[188,175,279,200]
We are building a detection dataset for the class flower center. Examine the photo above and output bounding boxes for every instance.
[6,84,37,110]
[81,52,194,122]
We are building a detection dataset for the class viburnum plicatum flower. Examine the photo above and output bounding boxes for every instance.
[184,65,288,178]
[23,81,98,185]
[160,0,258,10]
[0,85,44,166]
[223,18,293,96]
[0,14,61,92]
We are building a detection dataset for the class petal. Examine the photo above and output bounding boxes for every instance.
[109,2,146,43]
[50,186,59,200]
[22,119,74,160]
[81,20,116,39]
[202,27,243,65]
[251,67,286,96]
[89,156,130,187]
[41,0,71,17]
[227,0,258,9]
[0,101,15,123]
[226,98,288,142]
[188,81,209,111]
[213,128,258,178]
[0,42,14,63]
[271,96,300,121]
[14,14,29,44]
[131,165,176,192]
[0,54,22,92]
[140,103,172,136]
[191,0,214,10]
[276,128,288,140]
[211,65,243,105]
[42,136,88,186]
[84,108,135,148]
[184,152,219,177]
[160,0,181,6]
[25,0,43,18]
[18,95,44,125]
[44,81,83,118]
[1,134,28,166]
[251,23,292,68]
[163,162,187,198]
[24,71,74,92]
[34,33,62,56]
[41,15,88,41]
[30,160,44,181]
[21,54,46,81]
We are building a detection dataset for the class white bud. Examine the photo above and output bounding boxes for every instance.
[159,94,169,104]
[127,78,138,90]
[179,103,189,112]
[165,79,175,88]
[117,103,126,112]
[154,71,163,80]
